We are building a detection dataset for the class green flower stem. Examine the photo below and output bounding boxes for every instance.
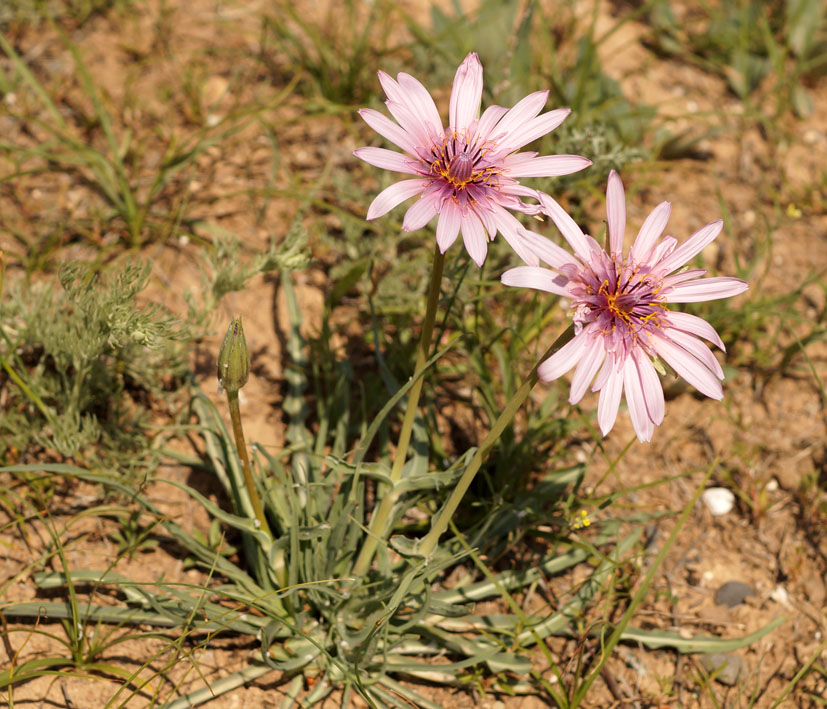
[417,324,574,559]
[225,390,271,537]
[353,245,446,578]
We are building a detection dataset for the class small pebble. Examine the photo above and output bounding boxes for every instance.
[699,653,747,686]
[714,581,755,608]
[770,584,791,608]
[701,487,735,516]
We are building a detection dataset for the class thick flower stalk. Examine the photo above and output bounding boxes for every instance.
[354,52,591,266]
[502,171,748,442]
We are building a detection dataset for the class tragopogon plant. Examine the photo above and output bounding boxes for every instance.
[1,51,764,709]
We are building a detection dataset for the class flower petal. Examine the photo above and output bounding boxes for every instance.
[665,310,725,350]
[653,335,723,400]
[435,201,462,253]
[384,99,433,149]
[569,339,606,404]
[631,201,671,263]
[474,104,509,142]
[358,108,419,155]
[366,179,428,220]
[666,276,748,303]
[402,192,439,231]
[633,349,664,426]
[656,219,722,274]
[538,193,592,263]
[624,355,654,442]
[496,108,571,153]
[597,357,624,436]
[353,147,420,174]
[521,229,580,269]
[487,206,540,265]
[377,71,438,146]
[505,154,592,178]
[501,265,570,297]
[449,52,483,130]
[537,329,590,382]
[606,170,625,256]
[662,269,707,289]
[396,72,444,139]
[460,209,488,266]
[666,328,724,379]
[492,91,548,138]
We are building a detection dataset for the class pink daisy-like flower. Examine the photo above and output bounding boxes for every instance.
[502,170,748,442]
[354,52,591,267]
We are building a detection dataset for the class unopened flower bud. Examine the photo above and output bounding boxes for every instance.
[217,318,250,393]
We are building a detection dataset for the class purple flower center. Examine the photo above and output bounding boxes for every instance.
[575,258,667,348]
[447,152,473,183]
[428,132,498,192]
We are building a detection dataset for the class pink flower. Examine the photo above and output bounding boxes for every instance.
[354,52,591,267]
[502,171,748,442]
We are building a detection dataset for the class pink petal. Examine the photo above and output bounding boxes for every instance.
[402,193,439,231]
[537,329,590,382]
[460,209,488,266]
[592,351,614,391]
[499,152,538,169]
[385,99,433,149]
[624,355,654,442]
[666,329,724,379]
[648,235,677,264]
[633,349,664,425]
[631,201,671,263]
[606,170,625,256]
[487,206,540,266]
[665,310,725,350]
[358,108,419,155]
[449,52,483,130]
[474,104,509,142]
[496,108,571,153]
[501,266,570,297]
[473,200,498,239]
[521,229,580,269]
[435,202,462,253]
[652,335,723,400]
[665,276,748,303]
[376,70,400,101]
[662,269,707,289]
[497,182,543,201]
[569,340,606,404]
[656,220,722,274]
[396,72,444,139]
[596,358,624,436]
[505,154,592,178]
[366,179,428,220]
[493,91,548,138]
[353,147,420,174]
[377,72,437,146]
[537,193,592,263]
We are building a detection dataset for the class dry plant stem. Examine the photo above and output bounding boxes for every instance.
[353,244,446,578]
[226,390,270,535]
[417,324,575,558]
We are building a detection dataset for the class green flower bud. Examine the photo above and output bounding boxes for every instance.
[217,317,250,393]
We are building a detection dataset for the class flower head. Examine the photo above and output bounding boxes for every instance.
[502,171,748,442]
[354,52,591,267]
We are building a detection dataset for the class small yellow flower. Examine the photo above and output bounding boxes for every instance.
[570,509,591,530]
[786,203,802,219]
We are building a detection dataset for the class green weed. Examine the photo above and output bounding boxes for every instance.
[0,260,185,477]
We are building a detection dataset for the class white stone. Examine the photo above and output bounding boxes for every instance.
[701,487,735,516]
